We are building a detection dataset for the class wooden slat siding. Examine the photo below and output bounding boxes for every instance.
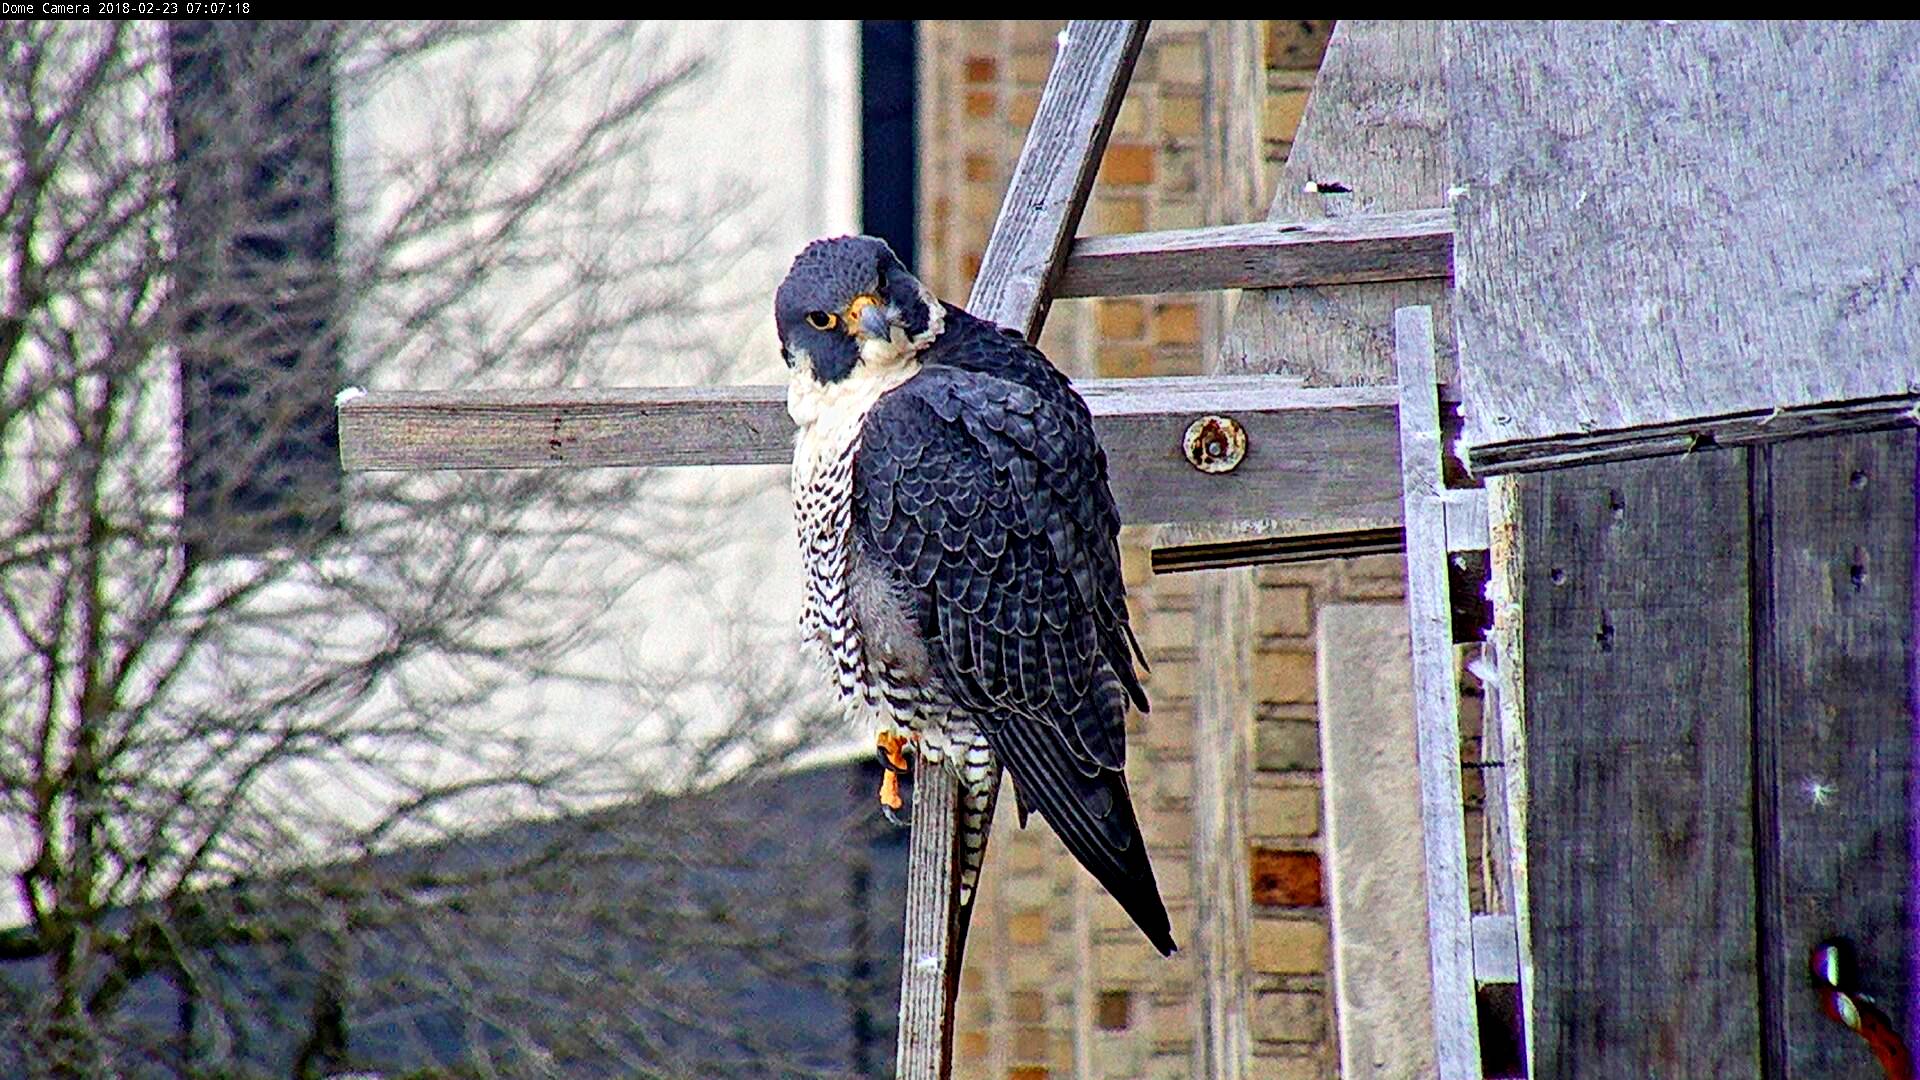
[337,379,1409,531]
[966,21,1148,343]
[1468,393,1920,477]
[1053,208,1452,298]
[1521,452,1761,1076]
[1447,22,1920,464]
[1317,602,1439,1077]
[1753,431,1916,1077]
[899,20,1146,1080]
[1188,20,1264,1080]
[1395,306,1480,1078]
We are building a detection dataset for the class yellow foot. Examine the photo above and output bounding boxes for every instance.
[876,731,918,822]
[877,730,913,773]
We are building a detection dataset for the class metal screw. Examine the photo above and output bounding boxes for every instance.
[1183,415,1247,474]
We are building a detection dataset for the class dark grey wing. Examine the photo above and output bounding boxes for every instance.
[853,364,1173,955]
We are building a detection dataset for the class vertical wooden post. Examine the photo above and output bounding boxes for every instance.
[1188,19,1265,1080]
[1395,305,1481,1078]
[895,21,1146,1079]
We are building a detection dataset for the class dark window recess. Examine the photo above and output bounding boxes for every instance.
[859,22,917,272]
[168,22,342,559]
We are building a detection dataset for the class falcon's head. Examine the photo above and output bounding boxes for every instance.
[775,235,944,385]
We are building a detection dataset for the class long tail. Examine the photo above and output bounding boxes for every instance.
[984,719,1175,956]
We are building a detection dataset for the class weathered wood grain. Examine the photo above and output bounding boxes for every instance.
[1483,474,1533,1064]
[1396,306,1481,1078]
[1187,21,1264,1080]
[900,20,1146,1080]
[1472,913,1518,986]
[1752,430,1916,1077]
[1221,20,1455,389]
[967,21,1147,342]
[337,379,1408,531]
[1448,21,1920,463]
[1053,208,1451,298]
[1468,391,1920,477]
[1520,451,1761,1076]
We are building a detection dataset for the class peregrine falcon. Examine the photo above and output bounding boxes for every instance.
[777,235,1175,956]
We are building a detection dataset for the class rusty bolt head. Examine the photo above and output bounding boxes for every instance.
[1183,415,1247,474]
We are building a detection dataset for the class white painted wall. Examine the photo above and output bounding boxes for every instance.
[337,22,863,777]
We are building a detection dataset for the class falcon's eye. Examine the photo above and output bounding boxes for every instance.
[805,311,838,331]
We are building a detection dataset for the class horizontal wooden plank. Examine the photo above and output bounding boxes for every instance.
[1054,207,1452,298]
[1450,22,1920,456]
[337,377,1406,529]
[1467,392,1920,475]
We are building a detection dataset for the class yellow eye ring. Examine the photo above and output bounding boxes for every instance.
[805,311,838,331]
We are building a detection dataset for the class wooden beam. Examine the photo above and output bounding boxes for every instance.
[1053,207,1452,298]
[966,21,1147,343]
[1466,392,1920,476]
[337,378,1408,532]
[1187,26,1263,1077]
[1395,306,1482,1078]
[899,20,1146,1080]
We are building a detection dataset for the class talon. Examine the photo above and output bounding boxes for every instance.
[877,730,913,772]
[882,799,907,828]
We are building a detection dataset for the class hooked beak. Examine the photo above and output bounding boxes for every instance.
[846,294,891,341]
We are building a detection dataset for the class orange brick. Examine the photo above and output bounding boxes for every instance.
[1256,649,1317,704]
[1265,89,1312,142]
[1011,44,1054,85]
[1096,195,1146,233]
[1251,991,1325,1044]
[1258,585,1314,638]
[1250,918,1328,974]
[1153,303,1201,346]
[965,56,998,83]
[957,1030,990,1061]
[1148,200,1203,231]
[1251,848,1323,907]
[1011,990,1045,1023]
[1008,1068,1048,1080]
[1099,299,1147,340]
[1009,909,1048,945]
[1268,19,1335,70]
[964,153,995,183]
[1100,143,1155,186]
[1014,1025,1049,1063]
[1009,91,1040,129]
[965,90,996,119]
[1156,39,1204,84]
[1162,93,1203,138]
[1252,785,1320,837]
[1096,343,1153,379]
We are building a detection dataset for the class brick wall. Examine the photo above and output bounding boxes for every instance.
[917,21,1373,1079]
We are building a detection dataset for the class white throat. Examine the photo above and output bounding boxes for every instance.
[786,297,945,485]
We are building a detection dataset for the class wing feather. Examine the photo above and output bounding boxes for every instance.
[851,311,1170,954]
